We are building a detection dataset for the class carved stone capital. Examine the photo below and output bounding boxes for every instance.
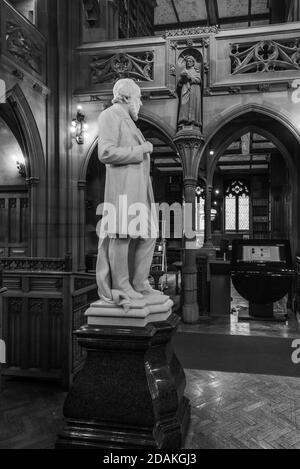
[26,177,40,187]
[33,83,43,94]
[165,26,219,37]
[174,129,204,179]
[183,177,198,190]
[78,180,87,191]
[12,69,24,80]
[174,128,204,147]
[186,38,194,47]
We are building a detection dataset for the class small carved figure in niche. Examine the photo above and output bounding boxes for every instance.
[83,0,100,27]
[177,55,202,130]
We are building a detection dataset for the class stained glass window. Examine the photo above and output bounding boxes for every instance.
[225,180,250,232]
[225,195,236,231]
[239,194,250,231]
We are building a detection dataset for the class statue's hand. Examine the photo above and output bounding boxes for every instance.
[142,141,153,155]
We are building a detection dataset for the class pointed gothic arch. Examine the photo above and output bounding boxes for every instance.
[0,84,47,256]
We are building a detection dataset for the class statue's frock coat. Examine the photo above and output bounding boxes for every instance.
[96,103,158,307]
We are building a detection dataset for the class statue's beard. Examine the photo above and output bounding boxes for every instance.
[129,102,140,121]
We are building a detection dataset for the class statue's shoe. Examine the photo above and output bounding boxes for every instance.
[135,286,163,296]
[124,289,144,300]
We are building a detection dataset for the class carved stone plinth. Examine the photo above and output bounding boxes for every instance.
[56,309,190,449]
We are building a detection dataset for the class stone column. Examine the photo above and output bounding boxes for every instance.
[78,180,87,272]
[204,184,214,249]
[0,269,7,392]
[174,129,204,324]
[182,177,199,323]
[26,177,40,257]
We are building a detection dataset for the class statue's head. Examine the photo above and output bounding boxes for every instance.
[112,78,142,122]
[184,56,195,68]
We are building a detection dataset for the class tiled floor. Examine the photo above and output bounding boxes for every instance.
[178,284,300,339]
[184,370,300,449]
[1,277,300,449]
[178,313,300,338]
[1,368,300,449]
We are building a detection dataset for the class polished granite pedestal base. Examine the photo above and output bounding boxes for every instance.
[56,311,190,449]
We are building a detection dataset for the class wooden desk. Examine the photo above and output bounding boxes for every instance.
[209,260,231,316]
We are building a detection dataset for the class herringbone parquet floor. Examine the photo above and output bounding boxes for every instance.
[1,370,300,449]
[0,378,66,449]
[184,370,300,449]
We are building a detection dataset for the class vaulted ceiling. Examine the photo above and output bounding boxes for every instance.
[154,0,271,32]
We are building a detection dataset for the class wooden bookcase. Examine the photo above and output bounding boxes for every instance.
[252,176,270,239]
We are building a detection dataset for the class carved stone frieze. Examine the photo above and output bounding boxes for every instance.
[230,39,300,74]
[165,26,219,37]
[6,21,42,75]
[228,86,241,94]
[258,83,270,92]
[0,258,69,272]
[90,51,154,84]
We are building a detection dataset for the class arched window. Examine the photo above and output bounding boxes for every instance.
[225,180,250,232]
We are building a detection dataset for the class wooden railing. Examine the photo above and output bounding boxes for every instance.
[0,269,7,391]
[0,255,72,272]
[1,262,98,389]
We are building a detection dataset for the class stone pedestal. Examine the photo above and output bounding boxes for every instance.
[56,297,190,449]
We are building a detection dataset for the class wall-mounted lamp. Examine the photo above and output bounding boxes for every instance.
[71,105,89,144]
[211,209,217,221]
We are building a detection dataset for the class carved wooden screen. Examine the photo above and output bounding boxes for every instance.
[0,191,29,257]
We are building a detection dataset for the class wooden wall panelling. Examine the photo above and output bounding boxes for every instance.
[1,265,97,387]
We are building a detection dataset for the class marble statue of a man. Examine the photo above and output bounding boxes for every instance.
[96,78,160,311]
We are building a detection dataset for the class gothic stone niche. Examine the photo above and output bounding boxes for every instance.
[83,0,101,28]
[177,48,203,130]
[230,39,300,75]
[90,51,154,84]
[6,21,42,75]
